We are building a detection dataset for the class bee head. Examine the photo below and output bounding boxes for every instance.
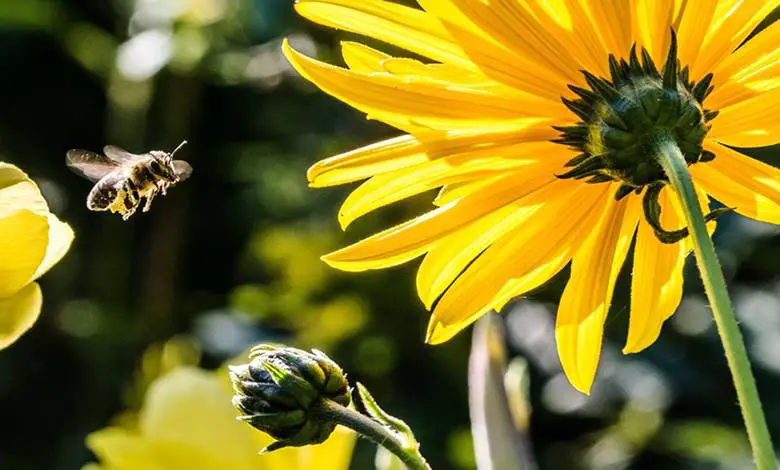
[150,151,179,182]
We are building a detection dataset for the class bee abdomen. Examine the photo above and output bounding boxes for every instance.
[86,179,119,210]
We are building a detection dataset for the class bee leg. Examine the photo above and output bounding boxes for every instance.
[157,180,169,196]
[143,188,157,212]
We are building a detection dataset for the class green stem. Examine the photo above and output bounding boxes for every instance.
[652,133,776,469]
[312,399,430,470]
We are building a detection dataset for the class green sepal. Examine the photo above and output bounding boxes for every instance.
[642,183,735,244]
[357,383,416,446]
[239,409,308,429]
[662,29,679,90]
[261,359,319,407]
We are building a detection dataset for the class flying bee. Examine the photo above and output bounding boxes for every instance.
[66,140,192,220]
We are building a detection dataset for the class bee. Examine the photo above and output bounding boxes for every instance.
[66,140,192,220]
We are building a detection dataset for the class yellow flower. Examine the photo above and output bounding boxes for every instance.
[85,367,356,470]
[282,0,780,393]
[0,163,73,350]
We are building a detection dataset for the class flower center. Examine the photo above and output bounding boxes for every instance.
[553,32,729,243]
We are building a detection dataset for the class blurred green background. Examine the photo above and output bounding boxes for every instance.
[0,0,778,469]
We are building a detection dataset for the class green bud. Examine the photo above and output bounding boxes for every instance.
[230,345,351,452]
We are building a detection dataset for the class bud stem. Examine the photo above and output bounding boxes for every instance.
[311,398,431,470]
[652,132,776,469]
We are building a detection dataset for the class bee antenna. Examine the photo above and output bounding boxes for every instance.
[170,140,188,157]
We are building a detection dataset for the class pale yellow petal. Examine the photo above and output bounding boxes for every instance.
[140,368,258,463]
[272,428,356,470]
[86,429,168,470]
[32,214,74,281]
[708,87,780,147]
[0,283,42,350]
[426,181,612,345]
[0,210,49,298]
[691,141,780,224]
[0,162,49,218]
[556,193,639,394]
[323,172,558,272]
[338,142,569,228]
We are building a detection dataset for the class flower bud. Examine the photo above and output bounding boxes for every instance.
[229,345,351,452]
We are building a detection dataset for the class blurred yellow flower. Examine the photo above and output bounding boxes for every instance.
[283,0,780,393]
[0,162,73,350]
[86,367,356,470]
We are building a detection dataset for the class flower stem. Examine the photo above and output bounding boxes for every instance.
[312,398,431,470]
[652,132,776,469]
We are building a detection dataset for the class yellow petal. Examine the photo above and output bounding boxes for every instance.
[673,0,716,73]
[307,125,557,188]
[295,0,476,69]
[433,177,501,207]
[709,21,780,108]
[33,214,74,281]
[284,40,569,123]
[626,187,688,353]
[0,210,49,298]
[636,0,675,66]
[338,142,568,228]
[416,154,572,307]
[709,87,780,147]
[444,0,582,83]
[323,171,558,272]
[432,17,569,99]
[308,134,429,188]
[556,193,639,394]
[584,0,635,58]
[426,181,612,344]
[0,162,49,218]
[0,282,42,350]
[694,0,779,79]
[340,41,390,73]
[525,0,607,75]
[625,183,715,354]
[691,141,780,224]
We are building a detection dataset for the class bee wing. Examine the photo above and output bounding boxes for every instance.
[103,145,145,164]
[66,149,120,182]
[172,160,193,182]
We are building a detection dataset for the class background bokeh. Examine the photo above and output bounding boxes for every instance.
[0,1,778,469]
